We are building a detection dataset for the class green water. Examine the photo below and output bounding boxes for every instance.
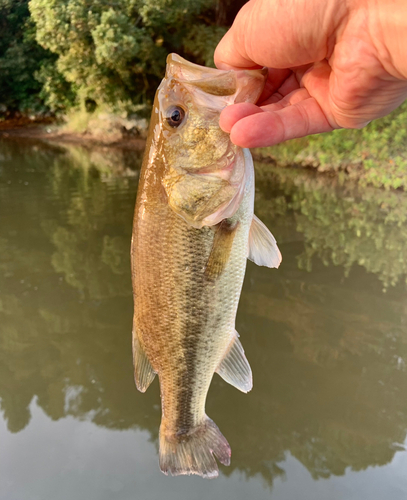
[1,137,407,500]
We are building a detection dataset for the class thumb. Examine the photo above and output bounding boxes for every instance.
[214,0,345,70]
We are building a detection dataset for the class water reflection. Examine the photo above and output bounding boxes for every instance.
[1,138,407,492]
[255,165,407,289]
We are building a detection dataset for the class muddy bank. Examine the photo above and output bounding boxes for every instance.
[0,118,146,152]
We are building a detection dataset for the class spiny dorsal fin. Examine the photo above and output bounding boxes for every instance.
[205,219,239,280]
[133,333,156,393]
[248,214,282,268]
[216,332,252,393]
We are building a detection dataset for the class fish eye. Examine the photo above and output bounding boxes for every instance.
[165,106,185,128]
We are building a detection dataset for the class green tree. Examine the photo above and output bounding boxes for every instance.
[29,0,227,112]
[0,0,53,111]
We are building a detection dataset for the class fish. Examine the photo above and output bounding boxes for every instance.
[131,53,282,478]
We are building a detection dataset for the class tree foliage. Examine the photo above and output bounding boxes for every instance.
[28,0,226,112]
[0,0,53,111]
[0,0,227,112]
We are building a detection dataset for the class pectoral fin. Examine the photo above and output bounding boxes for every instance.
[216,331,252,393]
[248,214,282,268]
[133,333,156,392]
[205,219,239,280]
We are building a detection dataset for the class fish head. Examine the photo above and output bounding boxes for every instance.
[155,54,267,228]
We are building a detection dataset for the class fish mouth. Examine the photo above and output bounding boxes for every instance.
[194,159,236,180]
[190,147,244,184]
[162,148,247,229]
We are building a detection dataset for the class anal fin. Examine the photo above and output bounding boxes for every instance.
[216,332,252,393]
[248,214,282,268]
[132,333,156,393]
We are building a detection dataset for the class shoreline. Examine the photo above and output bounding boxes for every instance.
[1,119,406,191]
[0,119,146,152]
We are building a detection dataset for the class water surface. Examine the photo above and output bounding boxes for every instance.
[1,137,407,500]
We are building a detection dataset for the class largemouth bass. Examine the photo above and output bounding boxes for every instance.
[131,54,281,478]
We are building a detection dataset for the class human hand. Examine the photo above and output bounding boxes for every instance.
[214,0,407,148]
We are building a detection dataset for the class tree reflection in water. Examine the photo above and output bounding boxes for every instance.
[1,138,407,488]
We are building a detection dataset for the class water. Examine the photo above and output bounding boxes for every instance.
[1,137,407,499]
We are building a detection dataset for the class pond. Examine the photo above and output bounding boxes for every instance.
[1,137,407,500]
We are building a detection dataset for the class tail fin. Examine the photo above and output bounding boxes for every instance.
[159,416,231,478]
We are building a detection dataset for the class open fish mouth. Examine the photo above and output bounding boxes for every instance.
[165,53,268,105]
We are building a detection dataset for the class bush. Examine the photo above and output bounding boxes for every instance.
[29,0,226,112]
[255,101,407,190]
[0,0,53,112]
